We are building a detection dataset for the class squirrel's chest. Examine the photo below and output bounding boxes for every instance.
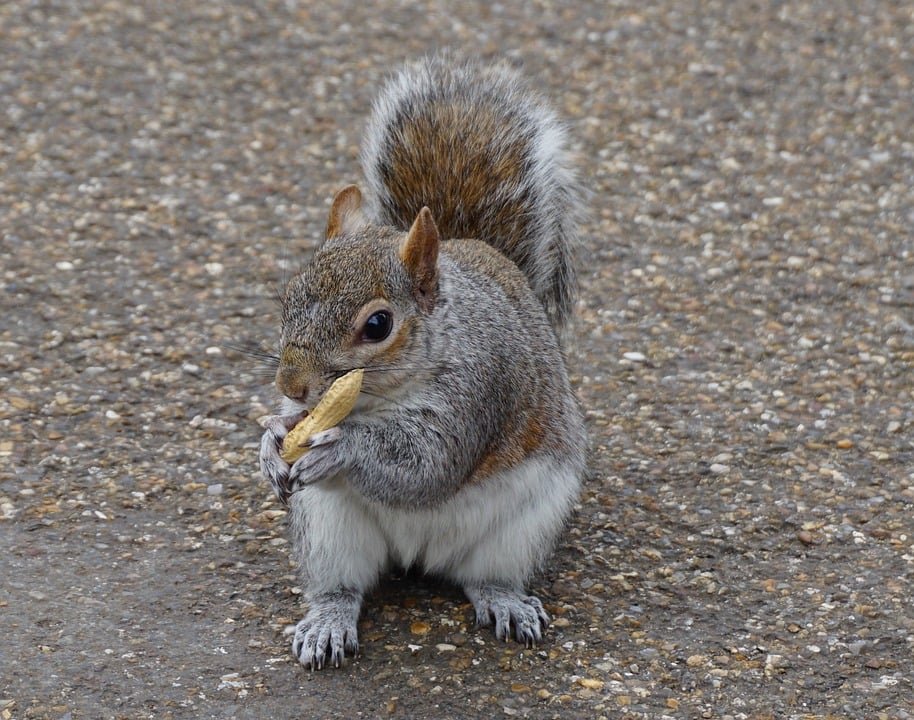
[363,457,555,573]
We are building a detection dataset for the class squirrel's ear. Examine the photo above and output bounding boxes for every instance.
[400,207,439,313]
[326,185,366,238]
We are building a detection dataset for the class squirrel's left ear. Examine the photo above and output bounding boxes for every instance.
[326,185,366,238]
[400,207,439,313]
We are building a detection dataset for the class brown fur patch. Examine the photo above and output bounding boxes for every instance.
[383,103,531,260]
[469,410,547,483]
[279,346,306,368]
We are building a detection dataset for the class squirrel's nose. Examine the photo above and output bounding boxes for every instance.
[276,366,309,402]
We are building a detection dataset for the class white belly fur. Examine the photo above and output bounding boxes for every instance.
[290,455,581,595]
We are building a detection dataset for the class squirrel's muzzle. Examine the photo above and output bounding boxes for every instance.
[276,366,309,402]
[276,347,311,402]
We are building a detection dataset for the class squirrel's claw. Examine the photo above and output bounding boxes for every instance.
[291,591,361,670]
[287,427,344,493]
[258,411,307,506]
[465,583,550,647]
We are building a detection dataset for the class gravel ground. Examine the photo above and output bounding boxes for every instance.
[2,1,913,718]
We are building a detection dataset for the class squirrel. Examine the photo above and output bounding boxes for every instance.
[258,53,587,670]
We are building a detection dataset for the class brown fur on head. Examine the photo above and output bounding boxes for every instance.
[276,194,441,406]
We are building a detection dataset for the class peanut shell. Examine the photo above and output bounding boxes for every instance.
[280,368,364,463]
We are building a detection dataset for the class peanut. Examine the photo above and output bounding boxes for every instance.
[280,368,364,463]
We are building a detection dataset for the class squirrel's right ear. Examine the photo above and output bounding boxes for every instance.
[326,185,366,238]
[400,207,439,313]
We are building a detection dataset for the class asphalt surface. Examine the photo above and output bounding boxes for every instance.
[2,1,913,718]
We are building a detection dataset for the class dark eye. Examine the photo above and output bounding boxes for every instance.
[362,310,393,342]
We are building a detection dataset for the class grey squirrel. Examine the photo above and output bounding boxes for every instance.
[258,54,587,669]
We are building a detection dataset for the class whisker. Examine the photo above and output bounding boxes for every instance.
[272,283,285,309]
[278,242,289,302]
[242,368,278,379]
[357,387,412,410]
[316,364,446,410]
[222,342,280,365]
[246,355,280,366]
[247,368,280,378]
[269,235,297,309]
[332,363,446,376]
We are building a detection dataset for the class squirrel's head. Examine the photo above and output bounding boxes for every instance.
[276,185,440,408]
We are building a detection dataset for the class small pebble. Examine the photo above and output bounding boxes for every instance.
[576,678,604,690]
[410,621,430,636]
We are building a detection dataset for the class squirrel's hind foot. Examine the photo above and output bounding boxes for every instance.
[464,583,551,648]
[292,590,361,669]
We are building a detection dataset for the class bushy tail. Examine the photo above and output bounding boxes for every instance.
[360,53,583,332]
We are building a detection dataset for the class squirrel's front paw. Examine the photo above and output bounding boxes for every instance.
[464,583,551,648]
[292,590,361,669]
[287,427,345,493]
[258,412,306,505]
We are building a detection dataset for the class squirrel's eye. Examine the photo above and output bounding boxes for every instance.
[362,310,393,342]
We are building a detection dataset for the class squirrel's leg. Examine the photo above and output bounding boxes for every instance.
[463,582,551,647]
[452,457,581,646]
[286,484,388,669]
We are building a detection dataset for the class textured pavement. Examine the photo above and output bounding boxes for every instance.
[1,1,913,718]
